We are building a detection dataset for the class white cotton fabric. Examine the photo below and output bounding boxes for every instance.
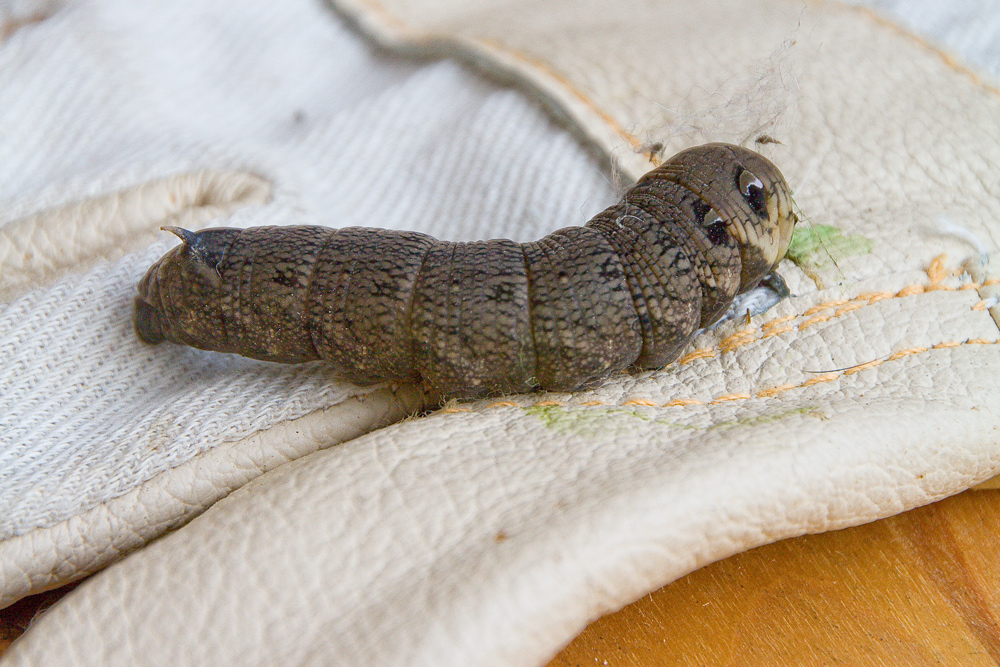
[0,0,616,544]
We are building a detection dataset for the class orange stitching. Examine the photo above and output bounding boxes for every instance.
[678,348,717,364]
[763,325,794,338]
[887,347,927,361]
[833,302,865,317]
[847,5,1000,99]
[756,340,994,398]
[677,278,987,365]
[512,339,998,415]
[761,314,797,331]
[757,384,797,398]
[801,373,840,387]
[487,401,518,408]
[622,399,658,407]
[862,292,894,304]
[359,1,999,417]
[842,359,885,376]
[801,305,825,317]
[711,393,750,404]
[362,4,650,153]
[798,314,830,331]
[469,272,994,415]
[804,300,847,316]
[371,0,1000,176]
[896,284,925,297]
[718,329,755,354]
[927,254,949,283]
[477,39,642,151]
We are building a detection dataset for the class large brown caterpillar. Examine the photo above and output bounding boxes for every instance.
[134,143,797,399]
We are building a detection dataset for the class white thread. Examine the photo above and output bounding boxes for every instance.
[934,216,990,265]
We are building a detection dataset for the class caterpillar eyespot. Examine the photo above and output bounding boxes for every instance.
[738,168,767,216]
[134,143,798,399]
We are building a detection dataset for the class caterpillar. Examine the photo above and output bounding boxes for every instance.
[134,143,797,399]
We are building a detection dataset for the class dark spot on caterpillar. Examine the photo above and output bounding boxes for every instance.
[707,219,729,246]
[691,199,712,222]
[135,143,798,399]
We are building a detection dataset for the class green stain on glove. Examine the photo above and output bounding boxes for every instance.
[786,224,875,270]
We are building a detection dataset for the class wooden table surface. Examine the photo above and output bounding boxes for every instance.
[3,488,999,664]
[550,486,1000,667]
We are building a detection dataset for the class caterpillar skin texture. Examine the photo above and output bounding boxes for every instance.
[134,143,797,399]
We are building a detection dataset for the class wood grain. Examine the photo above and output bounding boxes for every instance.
[3,490,999,662]
[550,489,1000,667]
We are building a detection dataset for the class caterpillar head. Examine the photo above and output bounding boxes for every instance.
[134,226,240,349]
[656,143,797,292]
